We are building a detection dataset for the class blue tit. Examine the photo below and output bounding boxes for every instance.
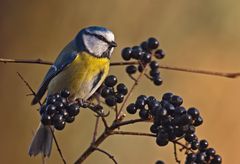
[29,26,117,157]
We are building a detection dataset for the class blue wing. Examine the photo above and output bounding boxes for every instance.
[32,41,78,105]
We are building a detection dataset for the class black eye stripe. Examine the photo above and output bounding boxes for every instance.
[85,31,111,45]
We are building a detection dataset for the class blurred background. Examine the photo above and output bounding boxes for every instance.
[0,0,240,163]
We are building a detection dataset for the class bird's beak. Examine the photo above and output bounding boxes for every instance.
[110,41,117,47]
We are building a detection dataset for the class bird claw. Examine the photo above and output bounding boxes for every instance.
[75,98,109,117]
[93,106,109,117]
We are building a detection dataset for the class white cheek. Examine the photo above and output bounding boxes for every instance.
[83,34,108,57]
[109,47,114,57]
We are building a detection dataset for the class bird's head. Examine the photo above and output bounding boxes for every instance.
[75,26,117,58]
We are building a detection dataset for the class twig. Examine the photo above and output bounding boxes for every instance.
[101,117,109,129]
[16,72,42,106]
[158,65,240,78]
[110,131,156,137]
[92,117,100,144]
[128,74,137,82]
[49,127,67,164]
[111,118,148,129]
[116,67,148,118]
[75,118,147,163]
[173,142,181,164]
[2,58,240,78]
[0,58,53,65]
[74,131,110,164]
[114,105,118,120]
[144,73,152,80]
[93,146,118,164]
[110,61,138,66]
[173,140,194,153]
[42,155,47,164]
[17,72,65,163]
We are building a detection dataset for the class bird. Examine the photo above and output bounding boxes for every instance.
[29,26,117,157]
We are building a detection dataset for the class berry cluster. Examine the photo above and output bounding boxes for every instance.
[186,144,222,164]
[121,37,165,86]
[100,75,128,106]
[126,92,221,164]
[40,90,80,130]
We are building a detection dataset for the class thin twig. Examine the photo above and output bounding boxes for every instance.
[114,105,118,120]
[93,146,118,164]
[128,74,137,82]
[116,67,148,118]
[0,58,53,65]
[16,72,42,106]
[110,61,138,66]
[111,118,148,129]
[92,117,100,144]
[74,131,110,164]
[75,118,147,163]
[144,73,152,80]
[173,142,181,164]
[42,155,46,164]
[17,72,65,163]
[110,131,156,137]
[173,140,194,153]
[49,127,67,164]
[158,65,240,78]
[101,117,109,129]
[2,58,240,78]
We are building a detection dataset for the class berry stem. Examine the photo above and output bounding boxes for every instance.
[93,146,118,164]
[116,66,148,118]
[173,142,181,164]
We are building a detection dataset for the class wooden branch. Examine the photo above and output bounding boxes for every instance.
[173,142,181,164]
[49,127,66,164]
[1,57,240,78]
[16,72,42,106]
[0,58,53,65]
[117,66,148,118]
[110,131,156,137]
[93,146,118,164]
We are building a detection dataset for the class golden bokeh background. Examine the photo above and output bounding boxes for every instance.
[0,0,240,163]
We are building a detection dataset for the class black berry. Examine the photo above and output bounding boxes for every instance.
[104,75,118,87]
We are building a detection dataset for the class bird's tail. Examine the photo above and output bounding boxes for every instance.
[28,124,53,157]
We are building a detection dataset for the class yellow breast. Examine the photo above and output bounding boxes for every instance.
[48,52,110,100]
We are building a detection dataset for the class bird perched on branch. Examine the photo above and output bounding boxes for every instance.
[29,26,117,157]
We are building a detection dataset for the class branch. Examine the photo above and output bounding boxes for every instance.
[0,58,52,65]
[111,130,194,155]
[173,140,194,153]
[116,67,148,118]
[17,72,66,163]
[74,131,110,164]
[110,131,156,137]
[159,65,240,78]
[74,118,148,163]
[93,146,118,164]
[91,117,100,144]
[111,118,148,129]
[173,142,181,164]
[16,72,42,106]
[2,57,240,78]
[49,127,66,164]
